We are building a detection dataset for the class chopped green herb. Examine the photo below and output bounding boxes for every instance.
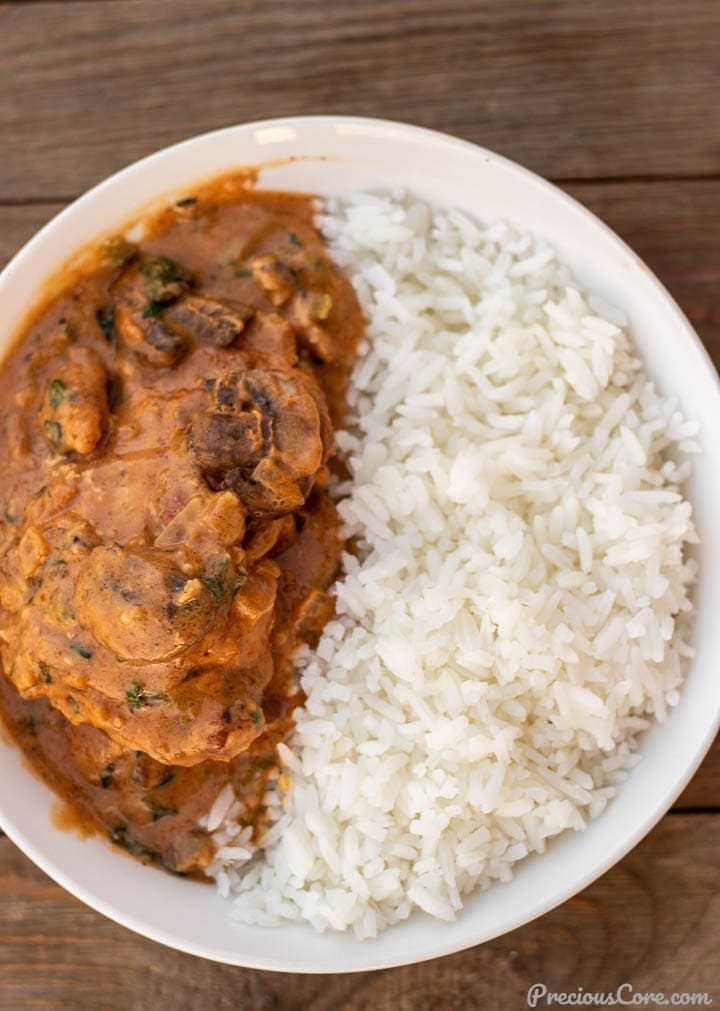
[202,378,216,393]
[201,558,230,603]
[125,682,168,712]
[100,763,115,788]
[250,709,262,724]
[97,307,115,342]
[234,267,252,278]
[288,231,303,248]
[103,235,136,267]
[141,256,184,302]
[142,301,162,319]
[149,803,179,822]
[43,420,63,449]
[142,256,181,282]
[175,196,197,208]
[70,642,93,660]
[39,661,53,684]
[48,378,67,410]
[66,695,80,715]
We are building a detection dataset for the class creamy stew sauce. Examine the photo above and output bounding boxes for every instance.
[0,178,362,874]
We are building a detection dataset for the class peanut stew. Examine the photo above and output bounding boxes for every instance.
[0,176,362,875]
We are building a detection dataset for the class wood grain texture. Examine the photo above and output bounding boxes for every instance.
[0,815,717,1010]
[1,0,720,200]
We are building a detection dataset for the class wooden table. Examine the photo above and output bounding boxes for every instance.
[1,2,719,1007]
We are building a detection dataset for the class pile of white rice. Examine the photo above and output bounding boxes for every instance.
[205,192,699,938]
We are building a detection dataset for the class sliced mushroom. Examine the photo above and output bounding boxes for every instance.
[40,346,109,455]
[161,295,254,347]
[188,368,332,518]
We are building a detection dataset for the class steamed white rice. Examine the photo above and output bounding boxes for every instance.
[206,191,698,937]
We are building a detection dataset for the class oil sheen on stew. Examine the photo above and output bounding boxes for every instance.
[0,177,363,875]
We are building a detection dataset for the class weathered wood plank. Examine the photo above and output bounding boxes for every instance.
[1,0,720,200]
[0,814,717,1009]
[0,203,66,268]
[568,180,720,365]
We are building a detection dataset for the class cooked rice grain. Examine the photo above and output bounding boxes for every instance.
[208,192,698,938]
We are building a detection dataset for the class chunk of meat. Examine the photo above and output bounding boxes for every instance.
[155,491,246,554]
[40,346,109,454]
[250,252,295,307]
[112,256,190,367]
[188,368,332,518]
[161,295,254,347]
[74,544,239,664]
[238,310,298,369]
[243,515,295,565]
[161,830,215,874]
[7,538,280,765]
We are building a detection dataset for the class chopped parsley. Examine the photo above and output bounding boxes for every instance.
[48,378,67,410]
[141,256,184,302]
[39,661,53,684]
[288,231,303,248]
[103,235,136,267]
[70,642,93,660]
[201,558,230,603]
[125,682,168,712]
[43,420,63,449]
[97,307,115,342]
[175,196,197,208]
[142,301,162,319]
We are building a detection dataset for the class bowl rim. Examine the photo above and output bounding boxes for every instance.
[0,114,718,973]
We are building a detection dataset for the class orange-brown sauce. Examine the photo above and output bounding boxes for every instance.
[0,177,362,874]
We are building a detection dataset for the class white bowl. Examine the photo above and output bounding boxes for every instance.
[0,117,719,973]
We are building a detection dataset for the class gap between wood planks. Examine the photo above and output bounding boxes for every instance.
[1,173,720,207]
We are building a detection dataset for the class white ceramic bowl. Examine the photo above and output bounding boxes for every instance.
[0,117,719,973]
